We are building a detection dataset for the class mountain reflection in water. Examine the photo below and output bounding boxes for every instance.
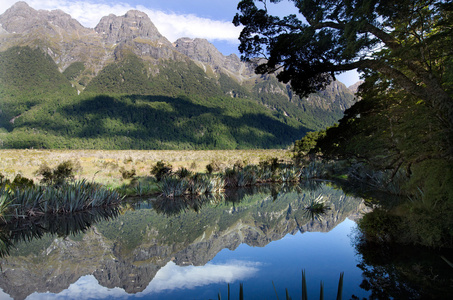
[0,182,369,299]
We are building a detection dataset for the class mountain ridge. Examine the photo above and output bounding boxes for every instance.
[0,2,357,149]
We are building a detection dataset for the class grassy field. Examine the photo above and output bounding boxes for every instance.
[0,149,292,188]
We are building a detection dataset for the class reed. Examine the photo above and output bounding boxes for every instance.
[219,271,344,299]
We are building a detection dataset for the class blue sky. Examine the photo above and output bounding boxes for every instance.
[0,0,360,86]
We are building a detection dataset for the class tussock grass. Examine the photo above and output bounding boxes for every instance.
[0,149,291,187]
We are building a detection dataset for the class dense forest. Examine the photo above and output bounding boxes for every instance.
[0,46,348,150]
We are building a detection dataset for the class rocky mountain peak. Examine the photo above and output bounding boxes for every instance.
[95,10,170,45]
[0,1,38,33]
[348,81,364,94]
[0,1,86,35]
[174,37,250,76]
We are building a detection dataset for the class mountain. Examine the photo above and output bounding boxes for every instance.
[0,2,357,150]
[0,185,366,299]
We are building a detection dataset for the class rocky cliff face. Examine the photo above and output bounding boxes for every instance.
[174,37,250,75]
[95,10,168,45]
[0,2,356,107]
[0,1,85,35]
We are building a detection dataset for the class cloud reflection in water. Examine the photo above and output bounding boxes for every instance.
[143,260,260,294]
[24,260,259,299]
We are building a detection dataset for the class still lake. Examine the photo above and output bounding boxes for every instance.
[0,182,449,299]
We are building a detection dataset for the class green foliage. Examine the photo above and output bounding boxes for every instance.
[0,46,348,150]
[0,91,309,149]
[119,167,136,180]
[0,46,76,125]
[151,160,173,181]
[0,179,122,223]
[35,160,79,186]
[0,174,35,190]
[293,129,328,163]
[218,73,250,98]
[234,0,453,128]
[85,53,221,97]
[358,209,402,243]
[10,174,34,189]
[63,62,85,81]
[175,167,192,179]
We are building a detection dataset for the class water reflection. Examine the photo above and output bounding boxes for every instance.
[354,237,453,299]
[145,261,259,293]
[0,182,366,299]
[0,206,120,258]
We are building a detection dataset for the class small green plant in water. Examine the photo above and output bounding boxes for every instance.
[217,271,344,299]
[304,197,331,221]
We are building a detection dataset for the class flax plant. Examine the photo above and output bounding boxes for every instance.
[0,180,123,223]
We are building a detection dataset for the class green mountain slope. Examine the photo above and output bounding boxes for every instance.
[2,93,306,149]
[0,47,309,149]
[0,46,76,130]
[0,2,357,150]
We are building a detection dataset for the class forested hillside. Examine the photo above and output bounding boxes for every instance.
[0,47,310,149]
[0,2,356,150]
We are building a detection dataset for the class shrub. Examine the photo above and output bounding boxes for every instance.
[10,174,34,189]
[35,160,80,186]
[151,160,172,181]
[120,167,136,179]
[175,167,192,179]
[206,164,214,174]
[206,159,222,174]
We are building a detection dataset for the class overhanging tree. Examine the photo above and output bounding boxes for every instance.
[233,0,453,129]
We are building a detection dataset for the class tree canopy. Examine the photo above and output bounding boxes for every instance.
[234,0,453,129]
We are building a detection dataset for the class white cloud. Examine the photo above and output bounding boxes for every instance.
[137,6,242,43]
[0,1,241,43]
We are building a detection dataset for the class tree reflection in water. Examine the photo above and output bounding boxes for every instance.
[353,232,453,299]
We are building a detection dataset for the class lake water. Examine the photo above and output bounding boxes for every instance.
[0,183,450,299]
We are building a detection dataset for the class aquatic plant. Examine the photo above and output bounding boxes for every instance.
[280,166,302,182]
[158,176,189,197]
[186,173,224,195]
[206,175,225,194]
[0,180,123,223]
[130,181,157,197]
[301,160,326,180]
[237,167,257,187]
[0,187,12,223]
[304,194,331,221]
[218,271,344,299]
[175,167,192,179]
[188,173,209,194]
[224,167,239,187]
